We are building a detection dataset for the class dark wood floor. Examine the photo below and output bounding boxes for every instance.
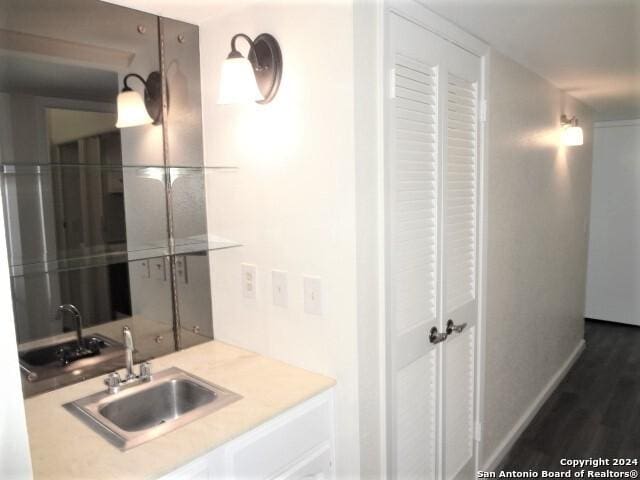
[499,319,640,471]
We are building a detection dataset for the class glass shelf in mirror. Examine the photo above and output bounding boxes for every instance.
[0,163,238,172]
[9,236,241,277]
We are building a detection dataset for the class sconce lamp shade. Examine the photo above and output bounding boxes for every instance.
[116,89,154,128]
[562,126,584,146]
[218,56,264,104]
[218,33,282,104]
[560,114,583,146]
[115,72,163,128]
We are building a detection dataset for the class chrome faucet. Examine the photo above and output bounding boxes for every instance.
[57,304,83,349]
[104,326,152,394]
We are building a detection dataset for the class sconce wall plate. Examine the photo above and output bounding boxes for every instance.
[143,71,165,125]
[219,32,282,104]
[248,34,282,104]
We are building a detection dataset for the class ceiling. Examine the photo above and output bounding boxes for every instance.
[105,0,640,121]
[423,0,640,121]
[100,0,256,24]
[0,54,118,103]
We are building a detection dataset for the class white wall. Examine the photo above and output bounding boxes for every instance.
[353,0,385,476]
[585,120,640,325]
[199,2,362,477]
[482,51,593,467]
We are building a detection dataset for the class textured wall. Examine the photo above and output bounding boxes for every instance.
[482,51,593,465]
[199,2,361,477]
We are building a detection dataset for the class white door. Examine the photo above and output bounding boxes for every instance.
[386,11,482,480]
[442,45,481,480]
[585,122,640,326]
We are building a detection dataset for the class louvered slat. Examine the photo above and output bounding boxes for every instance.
[445,74,477,312]
[391,58,438,334]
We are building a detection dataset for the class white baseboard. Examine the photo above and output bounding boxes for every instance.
[482,339,586,471]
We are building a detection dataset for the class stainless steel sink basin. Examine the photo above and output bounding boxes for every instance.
[64,367,241,450]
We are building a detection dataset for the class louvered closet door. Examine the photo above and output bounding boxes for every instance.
[386,11,482,480]
[387,14,444,480]
[442,41,481,480]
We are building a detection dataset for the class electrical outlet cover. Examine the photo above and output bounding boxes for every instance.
[175,255,188,284]
[241,264,257,300]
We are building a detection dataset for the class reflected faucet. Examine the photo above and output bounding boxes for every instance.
[57,304,83,349]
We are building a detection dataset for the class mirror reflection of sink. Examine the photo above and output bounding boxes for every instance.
[64,367,242,450]
[19,334,125,385]
[20,336,111,367]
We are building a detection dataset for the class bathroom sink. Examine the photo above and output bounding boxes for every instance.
[99,377,217,431]
[64,367,241,450]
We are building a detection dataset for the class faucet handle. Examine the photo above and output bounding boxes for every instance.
[139,362,152,382]
[104,372,121,394]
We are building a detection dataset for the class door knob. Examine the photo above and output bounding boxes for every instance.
[446,319,467,335]
[429,326,447,344]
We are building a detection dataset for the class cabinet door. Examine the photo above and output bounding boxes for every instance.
[159,456,210,480]
[272,443,333,480]
[227,395,332,480]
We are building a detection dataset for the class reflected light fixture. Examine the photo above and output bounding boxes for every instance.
[218,33,282,105]
[560,114,583,146]
[116,72,164,128]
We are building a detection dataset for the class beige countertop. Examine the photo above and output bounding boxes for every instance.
[25,340,336,480]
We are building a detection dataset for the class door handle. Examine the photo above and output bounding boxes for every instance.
[446,319,467,335]
[429,326,447,344]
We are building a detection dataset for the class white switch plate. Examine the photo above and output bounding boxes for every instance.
[303,276,322,315]
[272,270,288,307]
[151,257,166,281]
[138,260,150,279]
[241,264,257,300]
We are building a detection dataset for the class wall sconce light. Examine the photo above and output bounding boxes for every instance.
[218,33,282,105]
[560,114,584,146]
[116,72,164,128]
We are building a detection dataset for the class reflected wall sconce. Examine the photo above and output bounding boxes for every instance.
[560,114,583,146]
[116,72,164,128]
[218,33,282,105]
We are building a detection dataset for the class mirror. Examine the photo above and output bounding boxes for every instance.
[0,0,218,397]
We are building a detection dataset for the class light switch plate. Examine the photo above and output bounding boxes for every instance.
[303,276,322,315]
[151,257,166,281]
[241,264,257,300]
[272,270,288,307]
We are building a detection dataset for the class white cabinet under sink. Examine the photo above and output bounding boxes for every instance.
[159,389,335,480]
